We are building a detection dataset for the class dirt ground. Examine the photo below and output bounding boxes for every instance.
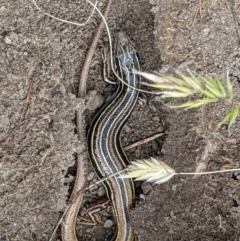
[1,0,240,241]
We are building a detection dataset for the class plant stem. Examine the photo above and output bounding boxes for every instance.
[177,168,240,175]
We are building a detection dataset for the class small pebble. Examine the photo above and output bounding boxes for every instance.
[52,83,66,95]
[141,182,152,194]
[3,32,18,45]
[97,188,105,197]
[0,6,6,11]
[152,140,158,152]
[104,219,113,228]
[87,171,95,181]
[4,36,12,44]
[92,178,98,183]
[152,116,160,122]
[203,27,210,36]
[157,125,164,133]
[86,90,104,110]
[101,210,109,217]
[161,148,167,154]
[123,124,131,133]
[80,209,85,217]
[139,194,146,200]
[171,184,177,191]
[135,149,141,158]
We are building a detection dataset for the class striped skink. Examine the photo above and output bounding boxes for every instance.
[88,32,141,241]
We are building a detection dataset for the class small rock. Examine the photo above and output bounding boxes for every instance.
[80,209,85,217]
[152,140,158,152]
[141,182,152,195]
[149,104,157,112]
[157,125,164,132]
[104,219,113,228]
[171,184,177,191]
[135,149,141,158]
[0,6,6,11]
[86,90,104,110]
[87,171,95,181]
[123,124,131,133]
[152,116,160,122]
[139,194,146,200]
[161,147,167,154]
[92,178,98,183]
[203,27,210,36]
[4,36,12,44]
[3,32,19,45]
[51,83,66,95]
[97,188,105,197]
[101,210,109,217]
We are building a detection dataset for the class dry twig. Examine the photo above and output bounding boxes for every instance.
[124,133,164,151]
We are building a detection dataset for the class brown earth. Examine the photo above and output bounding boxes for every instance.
[1,0,240,241]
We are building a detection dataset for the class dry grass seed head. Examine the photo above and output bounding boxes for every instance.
[121,157,176,184]
[138,70,237,132]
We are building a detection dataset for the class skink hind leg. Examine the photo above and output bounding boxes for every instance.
[78,200,110,226]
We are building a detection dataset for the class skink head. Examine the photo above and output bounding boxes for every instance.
[115,32,140,79]
[115,32,136,56]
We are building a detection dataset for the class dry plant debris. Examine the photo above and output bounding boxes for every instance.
[138,70,239,133]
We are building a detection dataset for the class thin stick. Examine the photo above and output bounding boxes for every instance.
[49,1,112,241]
[124,133,164,151]
[177,168,240,175]
[60,157,88,241]
[78,0,112,98]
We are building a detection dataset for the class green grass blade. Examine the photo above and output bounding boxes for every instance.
[186,70,202,90]
[200,77,225,98]
[174,85,196,95]
[200,76,215,88]
[228,106,239,134]
[206,83,225,98]
[215,79,226,98]
[200,89,216,99]
[176,98,216,109]
[226,70,233,100]
[221,110,232,125]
